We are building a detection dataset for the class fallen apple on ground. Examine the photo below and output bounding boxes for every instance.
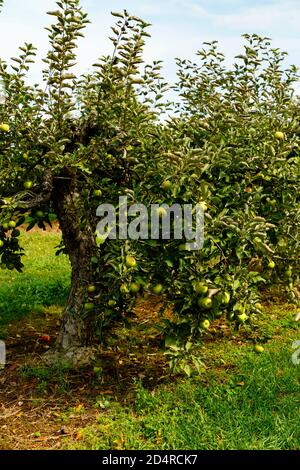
[40,335,51,342]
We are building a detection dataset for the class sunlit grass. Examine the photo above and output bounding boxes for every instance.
[0,229,70,335]
[67,304,300,450]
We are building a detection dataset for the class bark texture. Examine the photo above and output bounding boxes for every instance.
[53,168,97,350]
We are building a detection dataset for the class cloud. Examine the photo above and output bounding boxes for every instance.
[211,1,300,32]
[169,0,300,38]
[0,0,299,88]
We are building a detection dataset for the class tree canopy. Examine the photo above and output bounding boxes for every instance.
[0,0,299,370]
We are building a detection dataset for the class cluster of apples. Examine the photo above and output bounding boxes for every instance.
[0,219,18,247]
[0,180,35,238]
[193,282,232,330]
[83,253,165,312]
[1,220,17,230]
[120,256,139,294]
[120,255,164,297]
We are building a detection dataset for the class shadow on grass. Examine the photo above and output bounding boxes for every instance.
[0,279,69,332]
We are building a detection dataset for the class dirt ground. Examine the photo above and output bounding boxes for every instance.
[0,296,178,450]
[0,224,294,449]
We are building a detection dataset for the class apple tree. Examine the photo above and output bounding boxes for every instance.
[116,35,300,369]
[0,1,169,353]
[0,0,299,369]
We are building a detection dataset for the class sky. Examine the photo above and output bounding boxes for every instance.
[0,0,299,88]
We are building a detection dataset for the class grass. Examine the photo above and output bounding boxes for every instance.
[66,303,300,451]
[1,230,300,450]
[21,362,71,394]
[0,229,70,337]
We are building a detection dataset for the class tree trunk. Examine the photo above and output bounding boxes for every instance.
[52,168,98,350]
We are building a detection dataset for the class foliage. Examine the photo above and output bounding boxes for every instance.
[0,0,299,360]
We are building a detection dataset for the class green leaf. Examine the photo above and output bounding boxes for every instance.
[183,364,191,377]
[47,10,62,17]
[111,11,124,18]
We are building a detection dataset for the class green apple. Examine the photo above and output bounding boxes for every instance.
[237,312,248,323]
[162,180,172,190]
[35,211,44,218]
[200,120,210,130]
[95,235,107,245]
[84,302,94,311]
[87,284,96,293]
[268,260,275,269]
[214,310,223,318]
[156,207,167,218]
[286,267,292,278]
[254,344,264,353]
[0,240,4,248]
[24,181,33,190]
[8,220,16,229]
[200,319,210,330]
[153,284,163,295]
[255,302,263,311]
[178,243,189,251]
[0,123,10,132]
[120,283,129,294]
[93,366,102,374]
[234,303,245,314]
[198,201,208,212]
[2,223,9,230]
[198,297,213,309]
[194,283,208,295]
[108,299,117,307]
[93,189,102,197]
[129,282,141,294]
[232,302,246,318]
[125,255,137,268]
[274,131,284,140]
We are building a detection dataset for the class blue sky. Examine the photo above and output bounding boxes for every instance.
[0,0,299,87]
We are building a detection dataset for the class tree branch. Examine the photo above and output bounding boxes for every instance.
[14,169,53,210]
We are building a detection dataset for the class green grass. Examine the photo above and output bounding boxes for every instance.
[68,305,300,450]
[0,230,70,335]
[21,362,71,394]
[1,231,300,449]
